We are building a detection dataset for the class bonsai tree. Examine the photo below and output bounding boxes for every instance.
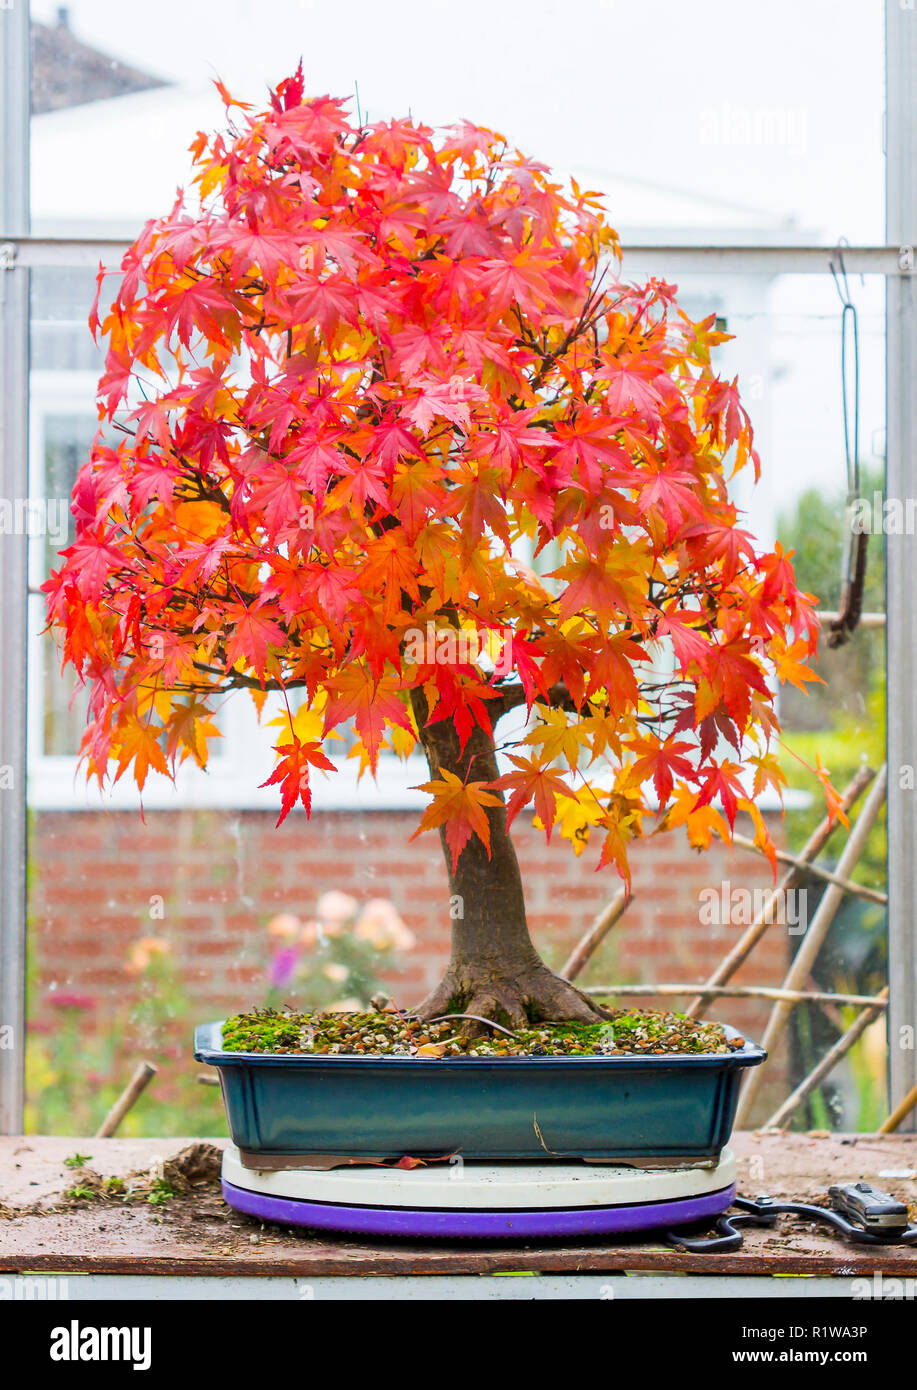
[46,68,830,1030]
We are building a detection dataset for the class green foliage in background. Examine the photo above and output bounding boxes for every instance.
[777,464,886,900]
[25,938,226,1138]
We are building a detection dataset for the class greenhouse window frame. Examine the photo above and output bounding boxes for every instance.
[1,1,915,1133]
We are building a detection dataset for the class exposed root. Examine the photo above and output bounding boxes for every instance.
[413,962,613,1037]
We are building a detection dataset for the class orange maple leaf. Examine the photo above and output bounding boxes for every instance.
[489,754,575,841]
[410,770,502,870]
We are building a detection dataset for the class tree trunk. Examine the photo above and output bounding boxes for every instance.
[409,688,608,1032]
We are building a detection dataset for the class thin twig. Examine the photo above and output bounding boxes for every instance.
[763,987,888,1130]
[427,1013,516,1037]
[583,983,887,1008]
[560,886,632,982]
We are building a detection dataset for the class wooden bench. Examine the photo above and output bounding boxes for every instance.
[2,1132,916,1296]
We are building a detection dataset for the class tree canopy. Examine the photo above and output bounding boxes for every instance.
[45,67,830,887]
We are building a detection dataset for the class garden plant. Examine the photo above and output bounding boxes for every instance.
[46,68,835,1038]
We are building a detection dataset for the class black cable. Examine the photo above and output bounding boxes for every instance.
[826,242,866,649]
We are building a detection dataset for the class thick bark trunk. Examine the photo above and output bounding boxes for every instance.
[409,688,607,1032]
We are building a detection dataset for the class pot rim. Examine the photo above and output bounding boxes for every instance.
[194,1019,766,1070]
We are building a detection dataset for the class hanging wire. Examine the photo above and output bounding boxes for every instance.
[830,239,861,499]
[826,240,867,649]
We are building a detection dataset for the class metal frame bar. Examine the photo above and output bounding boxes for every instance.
[0,235,910,275]
[0,5,32,1134]
[15,1273,874,1300]
[885,0,917,1128]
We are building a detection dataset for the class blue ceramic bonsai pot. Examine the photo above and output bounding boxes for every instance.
[194,1019,764,1163]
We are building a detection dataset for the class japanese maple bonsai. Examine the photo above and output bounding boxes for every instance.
[46,68,827,1037]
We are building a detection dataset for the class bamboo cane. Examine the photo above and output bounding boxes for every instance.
[762,987,889,1130]
[879,1078,917,1134]
[734,765,887,1128]
[684,764,876,1019]
[560,886,632,982]
[583,983,887,1008]
[816,610,886,628]
[94,1061,157,1137]
[730,832,887,906]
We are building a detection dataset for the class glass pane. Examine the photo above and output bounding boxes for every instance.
[33,408,96,754]
[23,4,888,1137]
[29,0,884,242]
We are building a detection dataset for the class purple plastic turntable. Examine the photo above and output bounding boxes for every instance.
[221,1144,737,1239]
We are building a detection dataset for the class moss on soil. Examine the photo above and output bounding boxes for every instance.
[221,1006,744,1057]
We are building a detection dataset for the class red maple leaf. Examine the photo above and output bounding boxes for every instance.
[260,737,337,825]
[489,755,575,840]
[693,759,747,829]
[625,735,697,806]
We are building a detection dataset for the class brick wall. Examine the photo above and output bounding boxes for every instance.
[29,807,793,1120]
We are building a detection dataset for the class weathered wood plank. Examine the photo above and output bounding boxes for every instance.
[2,1133,916,1278]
